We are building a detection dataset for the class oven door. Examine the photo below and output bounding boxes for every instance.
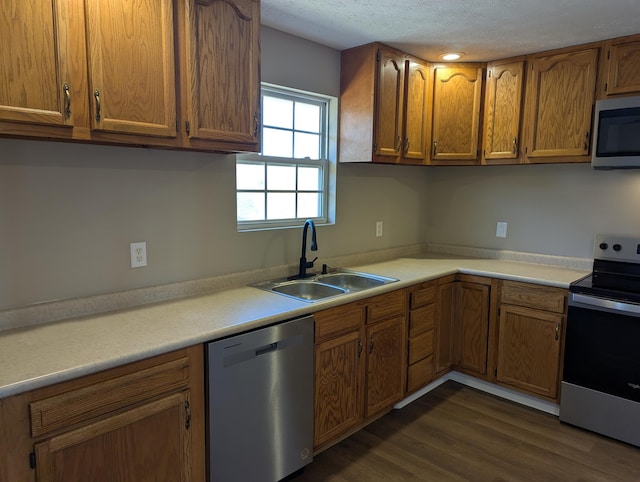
[560,292,640,446]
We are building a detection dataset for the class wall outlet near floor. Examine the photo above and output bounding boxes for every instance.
[496,222,508,238]
[130,242,147,268]
[376,221,383,237]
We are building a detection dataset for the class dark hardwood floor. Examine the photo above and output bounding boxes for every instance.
[294,381,640,481]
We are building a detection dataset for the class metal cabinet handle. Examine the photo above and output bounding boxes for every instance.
[404,137,410,153]
[63,83,71,118]
[357,338,363,357]
[253,112,259,137]
[369,335,374,354]
[512,136,518,154]
[394,136,402,152]
[584,131,590,151]
[433,140,438,156]
[555,322,560,341]
[184,400,191,429]
[94,89,101,122]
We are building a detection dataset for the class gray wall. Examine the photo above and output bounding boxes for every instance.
[425,163,640,258]
[0,27,429,311]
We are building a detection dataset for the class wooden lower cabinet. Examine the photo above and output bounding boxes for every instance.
[313,289,407,451]
[456,281,491,375]
[406,280,437,393]
[0,346,205,482]
[496,280,567,400]
[434,278,456,378]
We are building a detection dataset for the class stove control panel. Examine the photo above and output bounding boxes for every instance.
[594,234,640,263]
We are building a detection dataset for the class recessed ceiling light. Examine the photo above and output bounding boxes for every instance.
[440,52,464,61]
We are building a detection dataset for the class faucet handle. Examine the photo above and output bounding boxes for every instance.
[306,257,318,269]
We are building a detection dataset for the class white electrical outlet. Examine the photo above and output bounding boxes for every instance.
[130,242,147,268]
[496,222,508,238]
[376,221,383,237]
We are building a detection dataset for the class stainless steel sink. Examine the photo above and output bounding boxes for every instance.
[252,269,397,302]
[270,280,346,301]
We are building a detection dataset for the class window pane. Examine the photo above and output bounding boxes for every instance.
[267,193,296,219]
[236,162,264,190]
[237,193,265,221]
[267,164,296,190]
[263,128,293,157]
[298,166,321,191]
[263,96,293,129]
[295,102,320,132]
[298,193,320,218]
[294,132,320,159]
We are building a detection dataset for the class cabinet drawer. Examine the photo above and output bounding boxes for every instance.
[407,355,433,393]
[501,281,567,313]
[367,289,407,324]
[409,304,435,337]
[314,303,365,343]
[409,283,437,309]
[408,330,434,364]
[30,355,190,437]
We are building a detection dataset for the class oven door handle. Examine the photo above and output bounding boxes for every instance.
[570,293,640,315]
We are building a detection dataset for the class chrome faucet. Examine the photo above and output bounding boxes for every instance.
[292,219,318,279]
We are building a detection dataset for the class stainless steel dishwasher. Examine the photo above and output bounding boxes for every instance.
[207,315,314,482]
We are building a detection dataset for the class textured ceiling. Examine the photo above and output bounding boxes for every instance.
[261,0,640,61]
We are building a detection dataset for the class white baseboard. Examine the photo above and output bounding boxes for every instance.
[394,371,560,416]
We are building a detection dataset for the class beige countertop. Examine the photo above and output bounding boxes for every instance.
[0,255,589,400]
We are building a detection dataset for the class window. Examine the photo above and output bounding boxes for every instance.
[236,84,336,231]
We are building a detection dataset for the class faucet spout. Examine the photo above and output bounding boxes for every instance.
[292,219,318,279]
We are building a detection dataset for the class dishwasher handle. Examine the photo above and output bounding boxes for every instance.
[255,342,279,357]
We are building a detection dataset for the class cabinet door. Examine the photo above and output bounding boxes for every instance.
[34,391,192,482]
[431,66,483,162]
[434,281,456,376]
[604,39,640,96]
[0,1,75,127]
[182,0,260,149]
[314,330,365,449]
[374,49,405,161]
[401,59,429,163]
[497,304,563,399]
[483,61,524,162]
[456,282,490,375]
[524,48,598,160]
[85,0,177,137]
[365,315,406,417]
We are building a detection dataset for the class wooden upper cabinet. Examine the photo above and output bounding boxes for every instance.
[374,49,405,160]
[402,59,430,162]
[431,65,484,164]
[181,0,260,150]
[523,47,598,162]
[84,0,177,137]
[482,60,525,163]
[339,43,430,165]
[0,0,87,134]
[600,35,640,98]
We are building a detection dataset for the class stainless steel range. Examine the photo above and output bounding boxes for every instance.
[560,234,640,447]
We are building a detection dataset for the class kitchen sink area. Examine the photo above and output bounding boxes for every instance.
[251,269,398,302]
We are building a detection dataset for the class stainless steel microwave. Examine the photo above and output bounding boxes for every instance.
[592,95,640,169]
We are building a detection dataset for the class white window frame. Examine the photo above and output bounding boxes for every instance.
[236,83,337,232]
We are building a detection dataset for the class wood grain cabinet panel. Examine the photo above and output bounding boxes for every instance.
[497,304,563,399]
[85,0,177,137]
[375,49,405,160]
[456,281,490,375]
[482,60,525,163]
[523,47,598,161]
[431,65,484,163]
[434,280,456,377]
[600,35,640,97]
[180,0,260,150]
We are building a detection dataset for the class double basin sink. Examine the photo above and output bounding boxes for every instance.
[252,269,398,302]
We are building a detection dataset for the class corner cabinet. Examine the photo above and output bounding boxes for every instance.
[179,0,261,151]
[340,43,430,165]
[0,346,205,482]
[496,281,567,400]
[430,65,484,164]
[313,289,407,451]
[523,46,599,163]
[482,60,525,164]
